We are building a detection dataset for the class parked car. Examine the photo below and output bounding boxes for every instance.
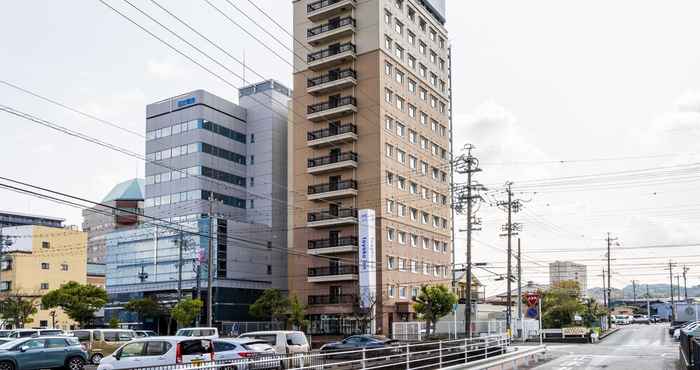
[134,330,158,338]
[237,331,309,355]
[669,321,689,335]
[0,331,13,338]
[214,338,280,369]
[0,336,87,370]
[96,337,214,370]
[613,315,631,325]
[175,327,219,339]
[0,339,15,345]
[320,335,401,358]
[70,329,136,364]
[8,329,64,338]
[632,315,650,324]
[674,321,700,340]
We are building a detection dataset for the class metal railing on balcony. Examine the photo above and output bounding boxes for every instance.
[308,236,358,249]
[308,294,356,305]
[307,42,356,63]
[307,123,357,141]
[307,208,358,222]
[308,179,357,195]
[308,265,359,277]
[307,96,356,114]
[307,69,356,87]
[307,17,356,37]
[307,0,348,13]
[307,151,357,168]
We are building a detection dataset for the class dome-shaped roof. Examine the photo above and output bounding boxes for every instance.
[102,178,145,202]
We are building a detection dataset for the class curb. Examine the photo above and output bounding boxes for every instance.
[597,327,620,341]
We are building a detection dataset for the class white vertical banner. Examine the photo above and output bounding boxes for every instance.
[359,209,377,333]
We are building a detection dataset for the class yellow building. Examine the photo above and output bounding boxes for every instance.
[0,225,87,330]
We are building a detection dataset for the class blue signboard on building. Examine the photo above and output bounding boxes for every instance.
[177,97,196,107]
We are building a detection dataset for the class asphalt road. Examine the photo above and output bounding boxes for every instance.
[530,324,682,370]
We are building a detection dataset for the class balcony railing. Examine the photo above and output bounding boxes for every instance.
[308,69,356,88]
[308,294,356,305]
[308,43,356,63]
[308,180,357,195]
[307,152,357,168]
[307,96,356,115]
[307,17,355,37]
[308,236,358,250]
[307,124,357,141]
[307,208,357,222]
[307,0,347,13]
[308,265,359,277]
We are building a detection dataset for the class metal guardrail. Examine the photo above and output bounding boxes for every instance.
[442,345,547,370]
[129,335,512,370]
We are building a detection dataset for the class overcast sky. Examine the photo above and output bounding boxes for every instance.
[2,1,700,295]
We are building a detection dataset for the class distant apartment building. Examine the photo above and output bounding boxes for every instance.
[290,0,452,336]
[0,210,64,229]
[549,261,587,295]
[0,225,87,329]
[105,80,290,327]
[82,178,145,264]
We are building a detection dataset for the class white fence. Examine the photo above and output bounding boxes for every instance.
[392,320,509,341]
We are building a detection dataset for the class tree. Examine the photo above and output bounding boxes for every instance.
[581,298,607,327]
[0,295,37,328]
[413,284,457,335]
[249,289,289,322]
[287,295,308,330]
[171,298,203,328]
[350,293,379,335]
[124,298,163,324]
[41,281,108,327]
[108,317,120,328]
[541,280,585,328]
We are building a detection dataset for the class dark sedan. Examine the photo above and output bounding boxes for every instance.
[320,335,401,359]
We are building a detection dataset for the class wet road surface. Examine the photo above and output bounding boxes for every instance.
[531,324,681,370]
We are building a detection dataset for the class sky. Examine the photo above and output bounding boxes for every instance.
[2,1,700,296]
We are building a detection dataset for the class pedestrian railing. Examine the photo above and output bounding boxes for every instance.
[130,335,512,370]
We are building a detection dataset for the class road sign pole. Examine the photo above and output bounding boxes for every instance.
[538,297,543,345]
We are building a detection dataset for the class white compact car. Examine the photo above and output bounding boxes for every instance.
[214,338,280,369]
[96,336,214,370]
[175,327,219,339]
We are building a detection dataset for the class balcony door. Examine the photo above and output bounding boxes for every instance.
[329,230,340,247]
[328,120,340,135]
[328,43,340,55]
[328,68,340,82]
[329,148,341,162]
[328,94,340,108]
[329,258,340,275]
[328,17,340,29]
[329,175,340,191]
[330,285,342,303]
[329,203,339,217]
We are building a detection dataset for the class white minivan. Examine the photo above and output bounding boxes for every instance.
[96,336,214,370]
[175,327,219,339]
[237,331,309,355]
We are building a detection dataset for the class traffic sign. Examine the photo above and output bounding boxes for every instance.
[527,307,539,318]
[526,293,539,306]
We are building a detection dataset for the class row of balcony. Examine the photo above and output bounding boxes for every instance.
[307,17,355,46]
[307,151,357,174]
[308,179,357,201]
[307,123,357,147]
[307,69,357,95]
[308,236,358,255]
[307,265,359,283]
[308,294,355,305]
[307,207,357,228]
[308,43,356,71]
[307,96,357,122]
[307,0,356,21]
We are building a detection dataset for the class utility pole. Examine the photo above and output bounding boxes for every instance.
[683,266,690,302]
[454,144,482,338]
[605,233,617,329]
[632,280,637,306]
[677,275,681,302]
[517,238,523,340]
[176,231,184,300]
[207,196,215,328]
[668,261,676,323]
[506,184,512,336]
[602,269,607,315]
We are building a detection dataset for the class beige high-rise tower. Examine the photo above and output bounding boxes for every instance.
[290,0,451,338]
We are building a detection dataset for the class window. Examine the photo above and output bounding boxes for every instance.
[395,0,403,9]
[421,212,429,224]
[430,73,437,87]
[384,10,391,24]
[409,130,417,144]
[411,235,418,248]
[408,79,416,93]
[385,36,392,50]
[423,237,430,249]
[420,136,428,149]
[408,54,416,69]
[250,199,255,209]
[41,241,50,249]
[395,20,403,35]
[385,61,393,75]
[61,263,68,271]
[385,115,394,130]
[431,95,438,109]
[395,70,404,84]
[408,30,415,45]
[440,80,446,93]
[439,58,445,71]
[250,155,255,164]
[432,143,439,156]
[431,119,438,132]
[433,240,440,252]
[442,218,448,229]
[387,256,396,269]
[420,161,428,175]
[398,258,406,271]
[385,88,393,103]
[385,143,393,157]
[412,286,419,298]
[388,286,396,298]
[419,41,426,55]
[250,133,255,143]
[396,122,405,136]
[419,64,427,78]
[408,6,415,21]
[250,177,254,187]
[119,342,146,358]
[419,88,427,101]
[409,155,417,170]
[399,286,407,299]
[439,125,447,137]
[394,45,404,60]
[386,200,395,214]
[396,96,404,111]
[410,208,418,221]
[398,231,406,244]
[441,171,448,182]
[430,51,437,64]
[439,37,445,49]
[40,283,49,290]
[396,149,406,164]
[386,171,394,185]
[408,104,416,118]
[41,262,49,270]
[0,282,11,292]
[432,167,439,180]
[443,242,449,253]
[397,176,406,190]
[397,203,406,217]
[433,216,440,228]
[421,187,429,200]
[267,265,272,275]
[430,28,437,41]
[419,18,426,32]
[409,182,418,194]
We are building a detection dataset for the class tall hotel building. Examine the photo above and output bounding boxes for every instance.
[290,0,452,336]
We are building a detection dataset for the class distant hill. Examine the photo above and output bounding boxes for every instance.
[587,283,698,299]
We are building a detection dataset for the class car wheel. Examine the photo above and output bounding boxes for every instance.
[90,353,103,365]
[0,361,14,370]
[66,357,85,370]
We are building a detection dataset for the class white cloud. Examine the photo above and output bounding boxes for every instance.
[146,59,187,81]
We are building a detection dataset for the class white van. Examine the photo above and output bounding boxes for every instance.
[237,331,309,355]
[175,327,219,339]
[96,336,214,370]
